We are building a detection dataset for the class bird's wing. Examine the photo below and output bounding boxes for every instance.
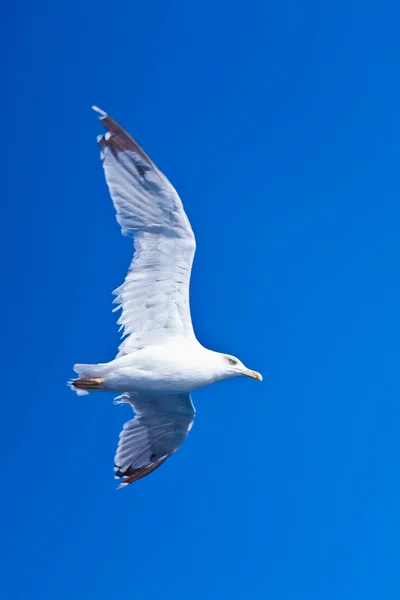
[93,107,196,356]
[113,392,195,487]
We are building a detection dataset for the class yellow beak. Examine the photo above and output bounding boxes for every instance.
[245,369,263,381]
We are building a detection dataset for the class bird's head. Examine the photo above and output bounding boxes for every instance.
[214,352,263,382]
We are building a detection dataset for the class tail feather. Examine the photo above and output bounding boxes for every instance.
[69,363,108,395]
[73,363,107,377]
[68,380,89,396]
[73,377,104,390]
[69,377,104,395]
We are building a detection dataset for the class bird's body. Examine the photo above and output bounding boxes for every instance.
[75,341,241,394]
[70,107,261,487]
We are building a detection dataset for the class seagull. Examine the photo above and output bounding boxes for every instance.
[70,107,262,488]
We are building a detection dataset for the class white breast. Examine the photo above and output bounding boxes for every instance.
[102,341,219,394]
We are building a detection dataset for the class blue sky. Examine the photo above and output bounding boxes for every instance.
[2,0,400,598]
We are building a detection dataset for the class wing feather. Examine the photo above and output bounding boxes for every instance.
[114,392,195,487]
[94,107,196,356]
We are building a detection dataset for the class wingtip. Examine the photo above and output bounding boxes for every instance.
[116,480,129,490]
[92,105,108,118]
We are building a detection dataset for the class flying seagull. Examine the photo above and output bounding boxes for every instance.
[70,107,262,488]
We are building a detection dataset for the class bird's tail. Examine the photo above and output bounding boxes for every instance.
[68,363,107,395]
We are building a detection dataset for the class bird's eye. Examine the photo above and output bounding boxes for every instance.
[228,358,237,366]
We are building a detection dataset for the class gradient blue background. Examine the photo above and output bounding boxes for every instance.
[3,1,400,598]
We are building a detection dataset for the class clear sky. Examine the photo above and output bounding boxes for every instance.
[2,1,400,598]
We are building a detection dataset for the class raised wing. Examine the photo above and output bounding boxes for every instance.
[113,392,195,487]
[93,107,196,356]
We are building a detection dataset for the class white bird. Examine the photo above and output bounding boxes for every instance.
[70,107,262,488]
